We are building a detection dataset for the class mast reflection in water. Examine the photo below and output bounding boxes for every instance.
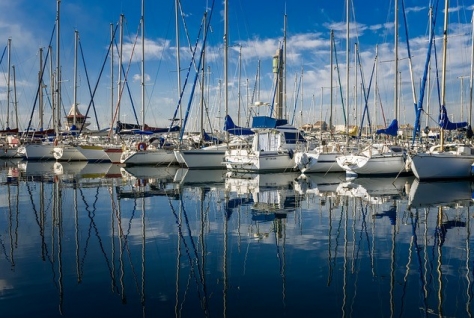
[0,159,474,317]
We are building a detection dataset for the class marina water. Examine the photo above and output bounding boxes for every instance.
[0,158,473,317]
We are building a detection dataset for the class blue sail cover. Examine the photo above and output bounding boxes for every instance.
[203,130,223,144]
[438,105,467,130]
[251,116,288,128]
[376,119,398,136]
[223,115,254,135]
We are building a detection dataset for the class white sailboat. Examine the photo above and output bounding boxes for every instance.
[294,31,345,174]
[409,0,474,180]
[224,117,304,172]
[225,42,305,173]
[120,2,178,166]
[174,3,227,169]
[335,0,410,177]
[24,2,62,161]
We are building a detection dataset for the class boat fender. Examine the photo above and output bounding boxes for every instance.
[137,142,147,151]
[288,149,294,159]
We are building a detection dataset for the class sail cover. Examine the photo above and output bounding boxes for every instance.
[438,105,467,130]
[376,119,398,136]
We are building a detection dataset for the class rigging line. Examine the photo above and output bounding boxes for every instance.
[145,1,172,124]
[110,22,141,138]
[333,40,347,125]
[168,11,206,137]
[357,47,375,138]
[78,38,100,131]
[24,25,55,135]
[179,3,216,141]
[113,39,138,125]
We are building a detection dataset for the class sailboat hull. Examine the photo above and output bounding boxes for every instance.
[24,143,56,160]
[336,153,409,176]
[176,148,226,169]
[225,149,297,172]
[294,151,344,173]
[120,149,177,166]
[410,152,474,180]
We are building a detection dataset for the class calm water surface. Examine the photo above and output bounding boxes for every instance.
[0,158,473,317]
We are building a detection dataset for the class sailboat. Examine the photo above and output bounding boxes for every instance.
[409,0,474,180]
[294,31,346,174]
[52,30,110,163]
[23,1,62,161]
[224,45,306,173]
[119,2,178,166]
[173,6,226,169]
[335,0,411,177]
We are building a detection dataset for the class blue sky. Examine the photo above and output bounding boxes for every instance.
[0,0,473,132]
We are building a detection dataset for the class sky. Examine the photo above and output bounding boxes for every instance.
[0,0,473,133]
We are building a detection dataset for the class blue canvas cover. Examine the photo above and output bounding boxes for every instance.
[438,105,467,130]
[251,116,288,128]
[376,119,398,136]
[223,115,254,135]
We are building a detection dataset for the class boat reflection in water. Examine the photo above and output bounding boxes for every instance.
[408,178,474,209]
[225,171,303,220]
[2,163,474,317]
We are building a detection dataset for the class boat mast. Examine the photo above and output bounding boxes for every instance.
[73,30,78,128]
[394,0,399,124]
[200,12,206,143]
[283,10,287,119]
[55,0,61,140]
[12,65,18,131]
[110,23,114,133]
[330,30,334,136]
[426,7,433,128]
[224,0,228,143]
[39,47,44,130]
[373,45,378,133]
[469,10,473,126]
[118,14,124,126]
[175,0,182,129]
[440,0,449,149]
[345,0,350,145]
[141,0,145,131]
[6,38,11,129]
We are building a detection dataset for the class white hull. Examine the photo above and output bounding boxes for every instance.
[410,152,474,180]
[225,149,296,172]
[176,148,226,169]
[54,144,111,162]
[24,143,56,160]
[53,145,87,161]
[120,149,177,166]
[336,153,409,176]
[294,151,344,173]
[78,145,110,162]
[103,146,122,164]
[0,146,22,158]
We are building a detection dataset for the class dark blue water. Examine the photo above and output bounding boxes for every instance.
[1,159,473,317]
